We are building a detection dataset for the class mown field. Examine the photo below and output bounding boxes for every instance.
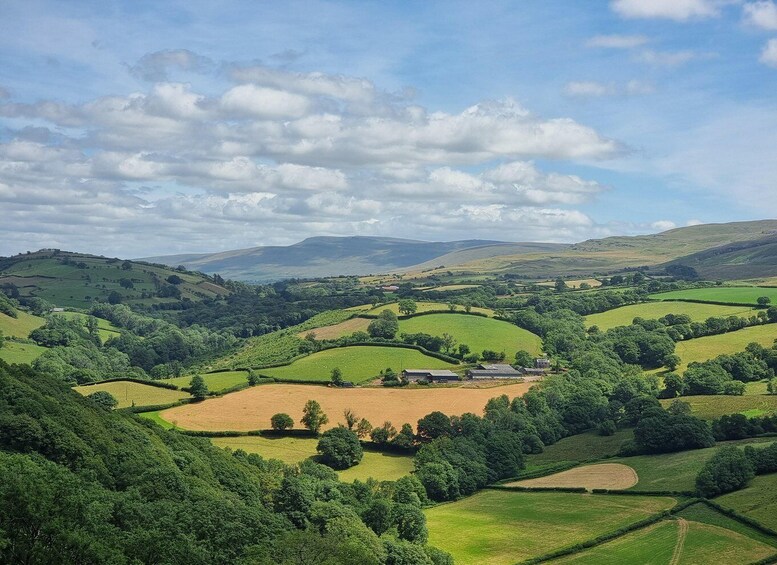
[651,286,777,305]
[74,380,191,409]
[158,381,533,432]
[367,301,495,317]
[51,311,121,343]
[660,394,777,420]
[585,302,758,331]
[507,463,638,491]
[259,345,457,383]
[0,310,44,338]
[210,436,413,482]
[398,314,543,358]
[524,428,634,471]
[425,490,675,565]
[298,317,371,340]
[553,519,776,565]
[0,341,47,364]
[678,501,777,548]
[719,473,777,532]
[163,370,249,392]
[672,323,777,372]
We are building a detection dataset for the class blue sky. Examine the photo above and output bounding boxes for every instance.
[1,0,777,256]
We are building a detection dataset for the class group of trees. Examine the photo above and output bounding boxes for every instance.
[661,350,773,398]
[696,442,777,498]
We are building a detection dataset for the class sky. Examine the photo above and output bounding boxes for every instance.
[1,0,777,257]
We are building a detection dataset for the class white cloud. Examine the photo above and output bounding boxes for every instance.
[686,219,704,226]
[637,49,701,66]
[651,220,677,231]
[759,38,777,66]
[220,84,311,119]
[586,34,649,48]
[744,1,777,30]
[563,80,654,98]
[611,0,722,21]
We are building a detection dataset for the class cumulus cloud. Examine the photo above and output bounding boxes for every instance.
[760,38,777,66]
[611,0,722,21]
[586,35,649,49]
[651,220,677,231]
[744,1,777,30]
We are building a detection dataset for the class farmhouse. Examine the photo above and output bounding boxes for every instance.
[468,363,523,379]
[535,357,551,369]
[402,369,460,383]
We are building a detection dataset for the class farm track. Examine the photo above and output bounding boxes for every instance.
[669,518,689,565]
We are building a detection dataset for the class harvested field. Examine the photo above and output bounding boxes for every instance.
[159,382,533,431]
[74,380,191,408]
[507,463,638,491]
[367,301,495,317]
[297,317,371,340]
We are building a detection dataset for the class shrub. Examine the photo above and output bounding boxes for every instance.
[317,426,363,470]
[270,413,294,431]
[695,445,755,498]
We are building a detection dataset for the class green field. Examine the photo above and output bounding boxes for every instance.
[585,302,758,331]
[672,324,777,372]
[0,310,45,338]
[660,394,777,420]
[651,286,777,305]
[367,301,495,317]
[0,341,47,364]
[398,313,542,358]
[210,436,413,482]
[719,473,777,532]
[51,311,122,343]
[554,519,776,565]
[259,345,457,383]
[425,490,675,565]
[137,410,176,429]
[525,429,634,471]
[163,371,249,392]
[677,502,777,548]
[73,380,191,408]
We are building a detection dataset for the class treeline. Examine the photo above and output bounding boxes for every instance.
[696,442,777,498]
[661,350,772,398]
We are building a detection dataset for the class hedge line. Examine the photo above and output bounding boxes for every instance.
[356,309,491,321]
[80,376,181,390]
[658,298,769,308]
[703,500,777,538]
[496,461,580,484]
[124,398,194,413]
[591,488,696,497]
[488,485,587,494]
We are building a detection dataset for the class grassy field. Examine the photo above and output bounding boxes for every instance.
[651,286,777,305]
[660,394,777,419]
[425,490,675,565]
[536,278,602,289]
[210,436,413,482]
[423,284,481,292]
[525,429,634,471]
[51,311,121,343]
[162,371,249,392]
[259,345,457,383]
[554,519,776,565]
[0,310,44,338]
[158,382,533,432]
[367,301,495,317]
[585,302,758,331]
[672,324,777,372]
[677,501,777,548]
[298,317,371,340]
[0,341,47,364]
[398,314,542,358]
[73,380,191,409]
[719,473,777,532]
[507,463,638,491]
[137,410,176,429]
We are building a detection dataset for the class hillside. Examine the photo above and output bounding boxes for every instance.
[0,250,229,309]
[662,233,777,280]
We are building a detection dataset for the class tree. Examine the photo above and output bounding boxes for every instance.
[107,291,122,305]
[87,390,117,410]
[768,378,777,395]
[441,333,456,354]
[661,372,684,398]
[343,408,359,430]
[696,446,754,497]
[247,371,260,386]
[417,411,451,441]
[356,418,373,439]
[271,413,294,431]
[317,426,363,469]
[392,503,428,543]
[331,367,344,386]
[663,354,681,371]
[447,303,457,312]
[758,296,772,306]
[370,421,397,444]
[166,275,184,285]
[514,350,534,368]
[119,278,134,289]
[302,400,329,433]
[554,278,568,292]
[189,374,208,400]
[121,260,132,270]
[362,498,393,536]
[398,299,417,316]
[367,310,399,339]
[391,423,416,450]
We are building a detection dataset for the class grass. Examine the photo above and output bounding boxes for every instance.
[299,317,371,340]
[677,502,777,548]
[423,284,481,292]
[672,324,777,372]
[650,286,777,305]
[259,345,457,383]
[0,310,45,338]
[660,394,777,419]
[585,302,758,331]
[525,429,634,470]
[51,311,121,343]
[367,301,495,317]
[73,380,191,409]
[507,463,638,491]
[398,313,542,358]
[718,472,777,532]
[0,341,47,364]
[553,519,776,565]
[162,371,249,392]
[210,436,413,482]
[424,490,675,565]
[137,410,176,429]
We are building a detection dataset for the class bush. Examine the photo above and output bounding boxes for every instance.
[270,413,294,431]
[317,426,363,470]
[695,445,755,498]
[87,390,118,410]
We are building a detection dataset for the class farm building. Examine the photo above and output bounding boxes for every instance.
[468,363,523,379]
[535,357,551,369]
[402,369,460,383]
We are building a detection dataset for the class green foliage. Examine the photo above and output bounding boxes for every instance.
[696,445,755,497]
[301,399,329,433]
[86,390,118,410]
[633,405,715,454]
[317,427,363,470]
[368,310,399,339]
[270,413,294,431]
[397,299,417,316]
[189,374,208,400]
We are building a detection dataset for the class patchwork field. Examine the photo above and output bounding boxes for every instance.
[210,436,413,482]
[298,317,371,340]
[158,381,533,431]
[0,310,44,338]
[585,302,758,331]
[51,311,122,343]
[525,429,635,471]
[651,286,777,305]
[554,519,776,565]
[507,463,638,491]
[719,473,777,532]
[163,370,249,392]
[74,380,191,409]
[0,341,47,364]
[660,394,777,420]
[424,490,675,565]
[672,324,777,372]
[678,501,777,548]
[398,314,543,357]
[259,345,457,383]
[367,301,495,317]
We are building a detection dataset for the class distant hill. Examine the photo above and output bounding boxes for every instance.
[0,250,230,309]
[662,232,777,280]
[140,236,565,282]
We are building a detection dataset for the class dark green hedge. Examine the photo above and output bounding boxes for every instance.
[82,377,181,390]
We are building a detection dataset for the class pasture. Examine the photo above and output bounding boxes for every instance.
[585,302,758,331]
[507,463,638,491]
[367,301,495,317]
[158,381,534,432]
[0,341,47,364]
[210,436,413,482]
[660,394,777,420]
[163,370,249,392]
[672,323,777,372]
[398,314,543,357]
[525,428,634,470]
[554,519,776,565]
[650,286,777,305]
[0,310,44,338]
[678,502,777,548]
[298,317,371,340]
[259,345,457,383]
[74,380,191,409]
[51,311,121,343]
[424,490,675,565]
[719,473,777,532]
